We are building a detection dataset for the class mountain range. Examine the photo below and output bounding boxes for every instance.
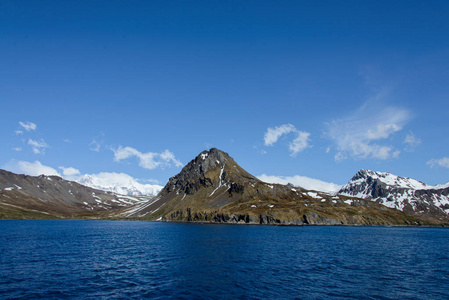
[1,148,448,225]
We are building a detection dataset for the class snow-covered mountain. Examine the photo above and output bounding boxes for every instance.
[0,169,147,218]
[339,169,449,222]
[77,173,162,196]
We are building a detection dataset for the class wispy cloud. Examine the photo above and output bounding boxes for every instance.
[112,146,183,169]
[19,121,37,132]
[89,132,105,152]
[89,140,102,152]
[403,131,421,152]
[326,103,410,160]
[12,147,22,152]
[264,124,311,156]
[427,157,449,168]
[28,138,49,154]
[258,174,342,193]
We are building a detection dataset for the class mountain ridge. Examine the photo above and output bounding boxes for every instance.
[2,148,449,225]
[339,169,449,223]
[124,148,433,226]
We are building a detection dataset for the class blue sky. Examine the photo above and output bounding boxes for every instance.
[1,0,449,190]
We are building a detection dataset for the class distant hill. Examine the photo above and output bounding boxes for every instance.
[0,169,150,219]
[123,148,432,226]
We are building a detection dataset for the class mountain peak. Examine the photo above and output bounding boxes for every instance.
[195,148,230,172]
[339,169,449,222]
[160,148,255,197]
[351,169,428,190]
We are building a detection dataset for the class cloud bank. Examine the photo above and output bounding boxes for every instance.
[258,174,342,193]
[3,160,60,176]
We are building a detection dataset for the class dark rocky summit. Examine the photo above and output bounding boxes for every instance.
[125,148,435,226]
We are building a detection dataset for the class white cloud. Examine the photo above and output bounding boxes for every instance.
[289,131,311,155]
[28,138,49,154]
[3,160,60,176]
[264,124,311,156]
[264,124,296,146]
[15,130,23,135]
[326,104,410,160]
[63,139,72,143]
[258,174,342,193]
[59,166,81,179]
[19,121,37,132]
[427,157,449,169]
[112,146,183,169]
[12,147,22,152]
[159,149,183,167]
[404,132,421,152]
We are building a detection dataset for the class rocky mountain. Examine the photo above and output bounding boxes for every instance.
[338,169,449,223]
[123,148,431,226]
[77,173,162,196]
[0,169,149,219]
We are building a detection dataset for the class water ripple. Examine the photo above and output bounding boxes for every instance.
[1,221,449,299]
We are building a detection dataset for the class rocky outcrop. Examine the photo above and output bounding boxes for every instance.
[162,206,421,226]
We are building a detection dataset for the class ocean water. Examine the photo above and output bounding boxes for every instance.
[1,221,449,299]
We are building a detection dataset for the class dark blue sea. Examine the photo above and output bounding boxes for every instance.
[1,221,449,299]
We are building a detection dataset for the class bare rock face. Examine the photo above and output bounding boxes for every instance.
[339,169,449,223]
[128,149,436,226]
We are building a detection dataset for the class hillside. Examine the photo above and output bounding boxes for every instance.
[0,169,149,219]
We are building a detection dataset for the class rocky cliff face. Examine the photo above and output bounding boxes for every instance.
[338,169,449,223]
[0,169,148,219]
[126,149,432,226]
